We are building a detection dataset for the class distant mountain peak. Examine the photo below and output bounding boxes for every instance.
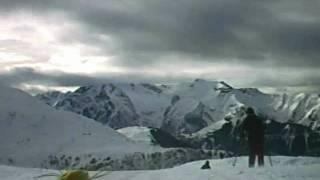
[36,79,320,134]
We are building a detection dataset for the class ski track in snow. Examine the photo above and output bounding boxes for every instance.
[1,156,320,180]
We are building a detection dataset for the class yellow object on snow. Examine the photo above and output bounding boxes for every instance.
[35,169,108,180]
[60,170,90,180]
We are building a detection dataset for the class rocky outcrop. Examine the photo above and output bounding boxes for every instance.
[41,148,226,171]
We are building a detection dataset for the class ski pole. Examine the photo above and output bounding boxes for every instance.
[232,138,245,167]
[268,154,273,167]
[232,154,238,167]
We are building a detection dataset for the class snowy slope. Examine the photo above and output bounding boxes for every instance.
[117,126,156,145]
[0,85,161,169]
[1,156,320,180]
[0,85,218,170]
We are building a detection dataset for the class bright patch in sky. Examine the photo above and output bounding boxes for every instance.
[0,13,118,74]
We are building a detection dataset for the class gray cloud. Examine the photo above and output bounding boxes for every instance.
[1,0,319,67]
[1,67,320,95]
[0,0,320,92]
[252,73,320,88]
[0,67,192,89]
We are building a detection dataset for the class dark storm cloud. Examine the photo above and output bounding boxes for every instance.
[0,0,320,92]
[0,67,191,88]
[1,0,319,68]
[0,67,113,87]
[251,72,320,88]
[1,67,319,95]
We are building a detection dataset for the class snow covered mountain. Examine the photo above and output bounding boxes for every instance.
[37,84,141,129]
[272,93,320,129]
[0,85,156,168]
[0,85,215,170]
[36,79,320,156]
[37,79,320,134]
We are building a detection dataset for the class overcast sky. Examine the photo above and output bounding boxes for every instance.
[0,0,319,94]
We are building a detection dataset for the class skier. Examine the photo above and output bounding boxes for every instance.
[241,107,266,167]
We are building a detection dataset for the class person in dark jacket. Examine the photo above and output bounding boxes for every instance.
[241,107,265,167]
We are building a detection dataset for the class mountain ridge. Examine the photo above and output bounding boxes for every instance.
[0,84,217,170]
[36,79,320,134]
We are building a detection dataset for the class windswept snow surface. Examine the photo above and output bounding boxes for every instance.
[1,156,320,180]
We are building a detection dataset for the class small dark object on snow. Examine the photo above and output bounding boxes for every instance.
[201,160,211,169]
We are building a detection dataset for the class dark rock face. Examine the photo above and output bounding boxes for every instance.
[42,149,221,171]
[36,91,65,106]
[141,83,163,94]
[184,103,208,133]
[150,128,192,148]
[53,85,140,129]
[162,101,216,136]
[179,119,320,156]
